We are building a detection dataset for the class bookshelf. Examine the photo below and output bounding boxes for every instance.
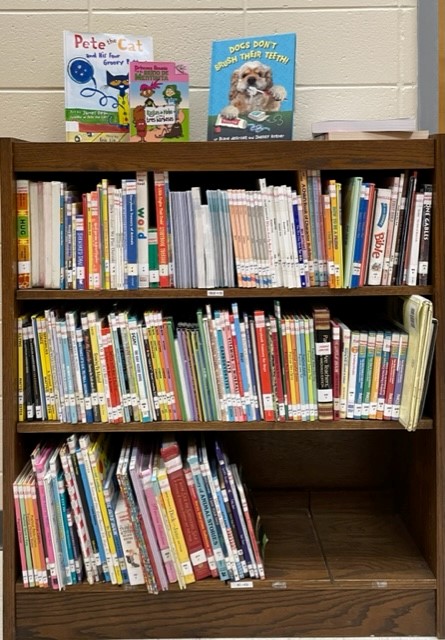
[1,137,444,639]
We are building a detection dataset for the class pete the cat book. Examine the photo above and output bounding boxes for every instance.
[207,33,296,142]
[64,31,153,142]
[129,61,189,142]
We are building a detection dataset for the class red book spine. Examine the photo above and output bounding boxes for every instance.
[253,311,275,421]
[161,440,211,580]
[101,326,123,423]
[154,172,170,287]
[184,464,218,578]
[383,331,400,420]
[228,313,247,421]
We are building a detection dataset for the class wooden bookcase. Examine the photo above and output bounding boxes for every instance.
[1,137,445,640]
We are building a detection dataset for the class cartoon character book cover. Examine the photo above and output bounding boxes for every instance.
[129,61,189,142]
[64,31,153,142]
[207,33,296,142]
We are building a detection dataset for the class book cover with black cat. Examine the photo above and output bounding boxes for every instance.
[63,31,153,142]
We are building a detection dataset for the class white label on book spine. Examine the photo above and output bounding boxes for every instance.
[316,342,331,356]
[318,389,333,403]
[230,581,253,589]
[190,549,207,565]
[207,290,224,297]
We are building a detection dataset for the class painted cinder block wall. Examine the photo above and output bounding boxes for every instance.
[0,0,419,504]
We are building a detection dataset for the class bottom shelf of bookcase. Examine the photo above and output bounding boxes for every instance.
[11,490,436,639]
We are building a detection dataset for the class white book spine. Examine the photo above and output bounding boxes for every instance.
[367,187,392,285]
[406,192,425,286]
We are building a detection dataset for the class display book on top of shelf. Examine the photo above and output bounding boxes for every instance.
[2,137,445,640]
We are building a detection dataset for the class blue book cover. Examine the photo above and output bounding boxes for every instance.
[122,179,138,289]
[350,183,371,288]
[207,33,296,141]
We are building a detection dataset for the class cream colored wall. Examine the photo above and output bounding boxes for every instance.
[0,0,419,506]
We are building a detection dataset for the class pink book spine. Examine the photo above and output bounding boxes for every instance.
[36,465,59,590]
[140,469,177,584]
[13,482,29,587]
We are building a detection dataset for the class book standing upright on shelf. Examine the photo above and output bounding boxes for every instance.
[63,31,153,142]
[129,61,189,142]
[207,33,296,141]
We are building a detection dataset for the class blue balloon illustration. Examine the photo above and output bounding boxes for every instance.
[68,58,96,85]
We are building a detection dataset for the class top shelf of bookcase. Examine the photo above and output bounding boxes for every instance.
[9,140,435,173]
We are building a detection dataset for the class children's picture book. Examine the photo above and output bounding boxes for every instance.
[64,31,153,142]
[129,61,189,142]
[207,33,296,142]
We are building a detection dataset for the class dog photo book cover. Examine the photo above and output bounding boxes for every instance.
[207,32,296,141]
[64,31,153,142]
[129,61,189,142]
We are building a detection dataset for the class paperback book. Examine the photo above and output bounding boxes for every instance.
[207,33,296,142]
[64,31,153,142]
[129,61,189,142]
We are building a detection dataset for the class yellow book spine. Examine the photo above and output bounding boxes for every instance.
[321,193,335,288]
[37,316,57,421]
[100,179,111,290]
[298,170,315,287]
[88,440,123,584]
[16,179,31,289]
[146,317,169,421]
[369,331,384,420]
[85,192,93,289]
[157,462,195,585]
[87,313,108,422]
[304,316,317,421]
[335,182,344,288]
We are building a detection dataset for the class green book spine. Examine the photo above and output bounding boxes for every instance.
[148,227,160,288]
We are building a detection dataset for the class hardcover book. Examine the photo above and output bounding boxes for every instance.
[207,33,296,141]
[129,61,189,142]
[63,31,153,142]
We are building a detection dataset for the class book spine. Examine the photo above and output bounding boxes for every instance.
[313,306,333,420]
[405,192,425,286]
[353,330,368,419]
[331,319,341,420]
[417,184,433,285]
[16,179,31,289]
[154,171,170,287]
[376,331,392,420]
[367,187,392,285]
[339,323,351,419]
[123,178,138,289]
[13,480,30,587]
[114,493,145,586]
[391,331,409,420]
[361,330,376,419]
[136,172,149,288]
[253,310,275,421]
[383,331,401,420]
[369,330,384,419]
[161,440,210,580]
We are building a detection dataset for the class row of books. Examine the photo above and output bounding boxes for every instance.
[14,434,266,591]
[18,297,435,429]
[16,168,432,291]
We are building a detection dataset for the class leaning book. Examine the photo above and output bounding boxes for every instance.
[129,61,189,142]
[63,31,153,142]
[207,33,296,142]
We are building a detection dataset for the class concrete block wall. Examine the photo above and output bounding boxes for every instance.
[0,0,419,506]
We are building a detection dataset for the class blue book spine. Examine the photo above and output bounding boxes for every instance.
[297,316,309,421]
[103,475,129,584]
[76,327,94,423]
[353,331,368,419]
[124,179,138,289]
[59,320,78,423]
[76,448,111,582]
[215,442,254,577]
[57,470,77,584]
[292,192,307,287]
[350,184,370,288]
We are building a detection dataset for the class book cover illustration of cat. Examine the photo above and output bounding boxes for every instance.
[129,61,189,142]
[207,33,296,141]
[64,31,153,142]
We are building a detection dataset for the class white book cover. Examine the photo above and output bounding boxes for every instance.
[367,187,392,285]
